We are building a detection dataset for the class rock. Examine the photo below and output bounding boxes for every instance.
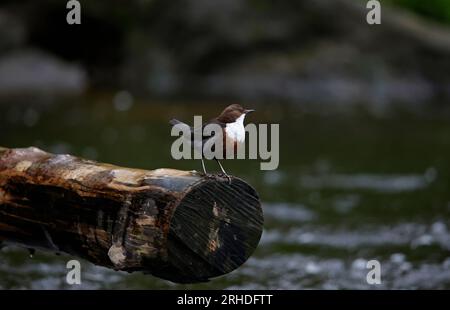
[0,49,87,97]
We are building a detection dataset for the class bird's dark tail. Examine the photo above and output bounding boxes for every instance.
[169,118,184,126]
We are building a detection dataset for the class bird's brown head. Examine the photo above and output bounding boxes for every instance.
[217,104,255,124]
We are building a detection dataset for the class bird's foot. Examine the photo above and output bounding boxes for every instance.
[198,171,216,179]
[218,173,232,184]
[198,171,232,184]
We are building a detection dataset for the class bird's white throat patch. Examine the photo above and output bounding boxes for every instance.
[225,114,246,143]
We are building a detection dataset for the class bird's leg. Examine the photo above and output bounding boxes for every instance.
[215,159,232,184]
[216,159,227,174]
[200,158,214,179]
[201,158,207,175]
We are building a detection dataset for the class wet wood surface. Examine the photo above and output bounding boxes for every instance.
[0,146,263,283]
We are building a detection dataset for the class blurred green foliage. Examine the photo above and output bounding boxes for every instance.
[387,0,450,24]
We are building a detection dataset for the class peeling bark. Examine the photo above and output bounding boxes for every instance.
[0,146,263,283]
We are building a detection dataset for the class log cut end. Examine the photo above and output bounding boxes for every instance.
[159,176,263,283]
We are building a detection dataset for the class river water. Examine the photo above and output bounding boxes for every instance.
[1,96,449,289]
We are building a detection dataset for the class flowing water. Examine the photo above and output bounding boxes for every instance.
[1,95,450,289]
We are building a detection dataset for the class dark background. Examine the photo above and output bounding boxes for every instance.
[0,0,450,289]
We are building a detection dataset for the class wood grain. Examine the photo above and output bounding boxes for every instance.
[0,147,263,283]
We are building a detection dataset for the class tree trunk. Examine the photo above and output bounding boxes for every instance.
[0,146,263,283]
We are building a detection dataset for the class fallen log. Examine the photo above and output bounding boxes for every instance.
[0,146,263,283]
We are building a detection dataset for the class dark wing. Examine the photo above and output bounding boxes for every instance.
[170,118,225,150]
[201,118,225,143]
[170,119,193,130]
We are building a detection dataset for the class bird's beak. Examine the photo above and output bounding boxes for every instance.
[244,109,255,114]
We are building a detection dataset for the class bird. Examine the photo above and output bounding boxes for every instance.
[170,104,255,181]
